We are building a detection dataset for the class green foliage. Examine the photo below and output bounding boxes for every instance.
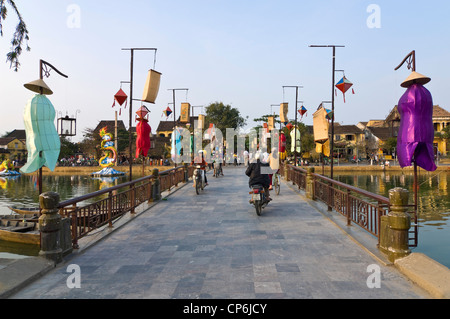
[205,102,247,133]
[59,137,79,159]
[383,137,397,152]
[0,0,30,71]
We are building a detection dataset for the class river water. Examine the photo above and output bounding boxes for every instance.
[1,169,449,268]
[333,169,450,268]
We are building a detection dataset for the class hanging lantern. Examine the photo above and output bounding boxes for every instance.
[112,88,128,116]
[286,123,293,131]
[135,105,149,121]
[325,108,333,121]
[298,105,307,119]
[135,114,151,158]
[57,115,77,137]
[112,88,128,107]
[142,69,162,104]
[162,106,172,119]
[335,76,354,103]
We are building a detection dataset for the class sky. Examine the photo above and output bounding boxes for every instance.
[1,0,450,143]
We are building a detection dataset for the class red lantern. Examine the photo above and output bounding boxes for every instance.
[286,123,293,131]
[279,132,286,153]
[135,106,151,158]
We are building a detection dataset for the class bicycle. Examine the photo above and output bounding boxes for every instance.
[272,171,281,195]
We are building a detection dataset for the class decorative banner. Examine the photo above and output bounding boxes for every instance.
[197,114,205,129]
[335,76,354,103]
[20,94,60,173]
[268,116,274,131]
[180,102,190,123]
[313,106,329,143]
[142,69,162,104]
[280,103,289,124]
[290,127,301,153]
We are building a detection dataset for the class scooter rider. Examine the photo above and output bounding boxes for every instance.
[245,152,271,201]
[192,150,208,186]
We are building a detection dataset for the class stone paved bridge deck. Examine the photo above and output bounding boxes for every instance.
[9,166,429,299]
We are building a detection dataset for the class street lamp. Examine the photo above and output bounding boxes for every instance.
[309,44,345,179]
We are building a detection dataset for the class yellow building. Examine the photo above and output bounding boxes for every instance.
[0,137,27,162]
[432,105,450,156]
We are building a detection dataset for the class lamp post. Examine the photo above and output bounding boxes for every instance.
[309,44,345,179]
[283,86,303,166]
[122,48,157,181]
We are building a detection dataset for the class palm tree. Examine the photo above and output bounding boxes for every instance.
[0,0,30,71]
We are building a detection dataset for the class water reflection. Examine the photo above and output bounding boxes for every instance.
[334,171,450,226]
[0,174,130,216]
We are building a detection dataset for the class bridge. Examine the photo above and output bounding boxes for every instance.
[7,165,430,299]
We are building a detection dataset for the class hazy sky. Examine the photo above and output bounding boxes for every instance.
[1,0,449,142]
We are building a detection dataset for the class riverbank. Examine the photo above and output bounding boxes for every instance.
[16,162,450,176]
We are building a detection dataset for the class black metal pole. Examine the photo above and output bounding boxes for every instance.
[129,49,134,180]
[309,44,345,179]
[282,86,303,166]
[331,46,335,180]
[122,48,157,181]
[294,88,298,166]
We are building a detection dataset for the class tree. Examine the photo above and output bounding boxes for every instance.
[205,102,247,133]
[59,137,79,160]
[0,0,30,71]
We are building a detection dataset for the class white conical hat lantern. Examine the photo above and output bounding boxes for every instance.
[24,79,53,95]
[401,71,431,88]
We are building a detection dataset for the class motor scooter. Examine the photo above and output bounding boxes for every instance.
[249,184,269,216]
[213,161,223,177]
[193,165,205,195]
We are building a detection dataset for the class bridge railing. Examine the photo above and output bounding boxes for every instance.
[283,163,417,247]
[58,165,194,249]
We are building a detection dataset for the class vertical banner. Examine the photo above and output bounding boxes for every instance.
[313,107,329,143]
[141,69,162,104]
[268,116,274,131]
[197,114,205,129]
[180,102,190,123]
[280,103,288,124]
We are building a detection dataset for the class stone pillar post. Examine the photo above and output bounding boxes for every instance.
[39,192,62,263]
[305,167,315,200]
[379,187,411,262]
[150,168,161,202]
